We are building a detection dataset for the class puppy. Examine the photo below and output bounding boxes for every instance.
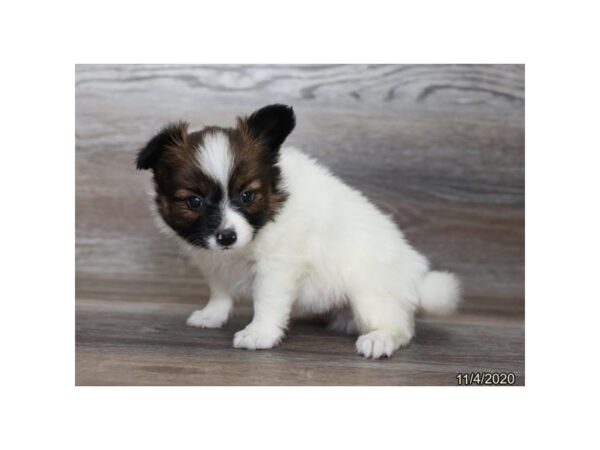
[136,104,460,358]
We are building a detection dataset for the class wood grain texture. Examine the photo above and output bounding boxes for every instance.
[75,64,524,386]
[76,300,524,386]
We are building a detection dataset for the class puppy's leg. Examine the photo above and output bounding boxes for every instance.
[233,263,297,350]
[350,292,415,359]
[187,284,233,329]
[328,309,358,335]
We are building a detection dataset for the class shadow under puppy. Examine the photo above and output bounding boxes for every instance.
[136,104,460,358]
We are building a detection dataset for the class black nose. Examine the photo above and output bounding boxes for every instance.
[216,229,237,247]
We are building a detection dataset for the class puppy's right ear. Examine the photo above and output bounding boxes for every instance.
[136,121,189,170]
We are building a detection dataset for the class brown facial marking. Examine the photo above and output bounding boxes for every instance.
[174,188,200,200]
[226,119,287,222]
[245,180,263,191]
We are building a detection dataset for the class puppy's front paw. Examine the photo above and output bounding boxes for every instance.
[356,331,400,359]
[186,309,228,328]
[233,323,284,350]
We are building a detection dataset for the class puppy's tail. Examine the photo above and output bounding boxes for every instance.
[417,271,461,315]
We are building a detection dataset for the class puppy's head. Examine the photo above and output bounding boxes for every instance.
[136,104,295,251]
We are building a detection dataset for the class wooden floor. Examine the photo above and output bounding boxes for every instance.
[75,64,524,385]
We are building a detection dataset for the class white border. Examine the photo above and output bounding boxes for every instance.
[3,0,600,448]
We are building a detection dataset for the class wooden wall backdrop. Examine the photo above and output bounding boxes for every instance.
[75,65,525,385]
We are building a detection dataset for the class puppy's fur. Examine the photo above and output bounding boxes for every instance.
[137,104,460,358]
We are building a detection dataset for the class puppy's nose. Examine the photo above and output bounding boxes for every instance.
[216,229,237,247]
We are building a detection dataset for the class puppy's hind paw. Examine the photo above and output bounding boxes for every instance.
[328,314,358,335]
[233,323,284,350]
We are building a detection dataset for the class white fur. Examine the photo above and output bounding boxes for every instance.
[186,296,232,328]
[175,147,460,359]
[196,132,232,188]
[418,271,461,315]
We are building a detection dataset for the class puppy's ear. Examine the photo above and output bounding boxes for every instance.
[246,104,295,153]
[136,121,189,170]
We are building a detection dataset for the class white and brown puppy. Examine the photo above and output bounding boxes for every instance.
[136,104,460,358]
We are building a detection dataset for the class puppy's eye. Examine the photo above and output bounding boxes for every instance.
[185,196,204,209]
[240,190,255,205]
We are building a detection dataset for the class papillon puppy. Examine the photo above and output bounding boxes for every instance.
[136,104,460,358]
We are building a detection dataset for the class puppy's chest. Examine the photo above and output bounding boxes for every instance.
[191,251,256,300]
[192,250,345,310]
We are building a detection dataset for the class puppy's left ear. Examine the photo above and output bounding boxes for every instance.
[246,104,296,153]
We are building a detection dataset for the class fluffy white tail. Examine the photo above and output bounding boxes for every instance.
[418,271,461,315]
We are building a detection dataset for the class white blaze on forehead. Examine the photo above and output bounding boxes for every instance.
[196,131,233,188]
